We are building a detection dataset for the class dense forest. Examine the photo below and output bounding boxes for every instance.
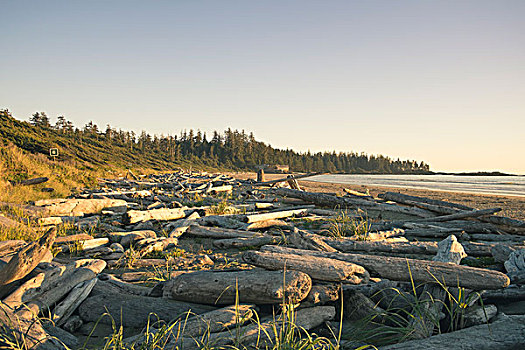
[0,109,430,174]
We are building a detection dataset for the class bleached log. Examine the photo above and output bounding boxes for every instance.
[4,259,106,318]
[52,278,97,326]
[246,219,293,230]
[0,240,26,258]
[243,250,369,284]
[288,229,337,252]
[92,274,152,296]
[0,227,56,298]
[37,198,127,216]
[119,230,157,247]
[302,284,340,307]
[213,235,280,249]
[10,177,49,186]
[186,225,261,239]
[123,207,186,224]
[61,238,109,253]
[166,211,201,237]
[322,234,492,257]
[260,245,510,290]
[253,172,324,186]
[380,192,473,212]
[242,208,309,224]
[0,305,64,350]
[196,215,248,229]
[78,292,215,328]
[416,207,502,223]
[163,269,312,305]
[55,234,94,245]
[381,315,525,350]
[273,188,434,218]
[201,306,335,349]
[208,185,233,193]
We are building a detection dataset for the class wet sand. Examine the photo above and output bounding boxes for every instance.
[232,173,525,220]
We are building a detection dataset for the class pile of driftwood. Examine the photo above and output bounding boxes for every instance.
[1,170,525,349]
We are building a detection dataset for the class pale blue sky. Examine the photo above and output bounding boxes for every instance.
[1,1,524,173]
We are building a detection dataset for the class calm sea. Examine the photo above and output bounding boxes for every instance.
[307,174,525,197]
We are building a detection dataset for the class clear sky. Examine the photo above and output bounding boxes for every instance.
[1,0,524,174]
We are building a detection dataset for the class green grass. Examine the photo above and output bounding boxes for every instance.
[325,210,371,240]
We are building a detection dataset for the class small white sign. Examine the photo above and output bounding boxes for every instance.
[50,148,59,157]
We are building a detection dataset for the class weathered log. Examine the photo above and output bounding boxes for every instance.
[166,211,201,237]
[246,219,293,230]
[242,208,309,223]
[10,177,49,186]
[342,289,385,321]
[0,304,64,350]
[463,304,498,328]
[381,314,525,350]
[273,188,434,218]
[200,306,335,349]
[253,172,324,186]
[128,304,255,345]
[36,198,127,216]
[0,227,56,298]
[196,215,248,229]
[61,237,109,253]
[5,259,106,319]
[380,192,473,212]
[416,207,501,223]
[52,278,97,326]
[163,269,312,305]
[213,235,280,249]
[322,234,492,257]
[186,225,261,239]
[0,240,26,258]
[288,229,337,252]
[54,234,94,245]
[119,230,157,247]
[482,284,525,302]
[78,292,215,328]
[260,245,510,290]
[243,250,369,284]
[123,207,186,224]
[93,273,152,296]
[302,284,340,307]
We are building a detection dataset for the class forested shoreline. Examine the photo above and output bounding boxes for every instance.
[1,109,430,174]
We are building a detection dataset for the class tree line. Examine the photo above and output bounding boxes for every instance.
[3,109,431,173]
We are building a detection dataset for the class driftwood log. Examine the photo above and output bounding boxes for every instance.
[381,315,525,350]
[273,188,434,218]
[242,250,369,284]
[260,245,510,290]
[78,291,215,328]
[123,207,186,224]
[0,227,56,298]
[163,269,312,305]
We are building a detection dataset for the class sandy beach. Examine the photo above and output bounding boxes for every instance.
[232,173,525,220]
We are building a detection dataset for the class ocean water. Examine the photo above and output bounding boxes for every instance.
[307,174,525,197]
